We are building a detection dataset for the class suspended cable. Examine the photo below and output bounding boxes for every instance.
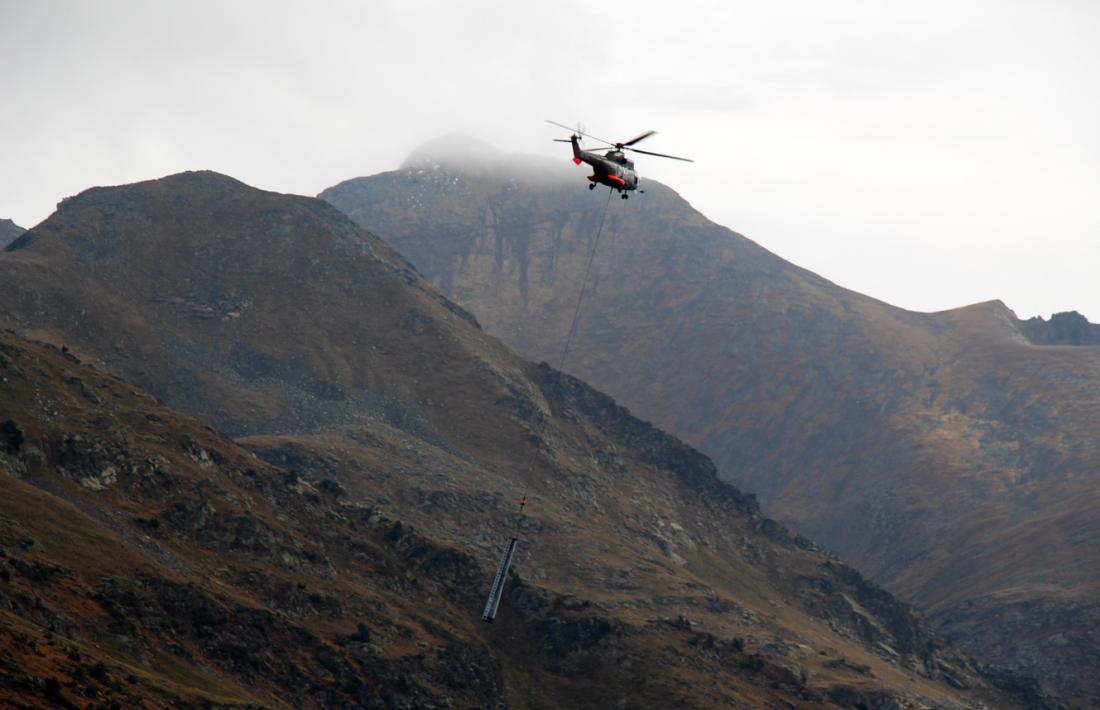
[557,187,614,372]
[481,187,617,623]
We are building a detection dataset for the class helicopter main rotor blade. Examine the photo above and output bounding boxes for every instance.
[621,130,657,147]
[545,119,618,148]
[626,147,694,162]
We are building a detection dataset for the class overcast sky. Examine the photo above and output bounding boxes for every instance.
[2,0,1097,319]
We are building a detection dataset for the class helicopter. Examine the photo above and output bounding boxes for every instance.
[547,120,693,199]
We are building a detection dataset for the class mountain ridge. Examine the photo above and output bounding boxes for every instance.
[0,170,1048,707]
[320,146,1100,703]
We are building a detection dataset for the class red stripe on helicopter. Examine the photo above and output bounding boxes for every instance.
[606,175,626,187]
[572,157,582,165]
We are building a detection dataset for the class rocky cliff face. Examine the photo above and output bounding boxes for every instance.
[1018,311,1100,345]
[0,218,25,249]
[0,172,1041,707]
[320,146,1100,704]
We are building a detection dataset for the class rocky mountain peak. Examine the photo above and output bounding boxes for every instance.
[320,163,1100,704]
[0,217,25,250]
[1018,310,1100,345]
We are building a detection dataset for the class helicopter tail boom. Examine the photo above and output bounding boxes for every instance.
[570,134,583,165]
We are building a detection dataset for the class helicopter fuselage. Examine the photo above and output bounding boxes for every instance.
[570,135,639,192]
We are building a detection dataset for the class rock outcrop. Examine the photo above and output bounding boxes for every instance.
[1018,310,1100,345]
[0,218,25,250]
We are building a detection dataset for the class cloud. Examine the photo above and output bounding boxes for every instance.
[1,0,1097,319]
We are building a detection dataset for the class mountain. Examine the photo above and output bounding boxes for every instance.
[0,171,1041,708]
[0,329,538,708]
[0,218,25,249]
[319,144,1100,703]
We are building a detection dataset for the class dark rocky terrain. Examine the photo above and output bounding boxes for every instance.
[0,218,25,249]
[1019,311,1100,345]
[320,142,1100,704]
[0,171,1046,708]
